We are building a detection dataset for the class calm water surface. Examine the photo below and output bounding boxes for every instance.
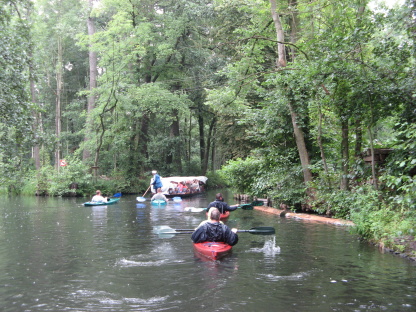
[0,190,414,311]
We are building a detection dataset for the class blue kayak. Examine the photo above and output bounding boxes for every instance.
[151,199,167,205]
[83,198,120,206]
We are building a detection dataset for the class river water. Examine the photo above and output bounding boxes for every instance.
[0,190,414,311]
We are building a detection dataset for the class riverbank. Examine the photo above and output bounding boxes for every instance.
[254,205,416,262]
[254,205,355,226]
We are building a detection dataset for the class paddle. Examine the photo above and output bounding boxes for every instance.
[238,203,254,210]
[251,200,264,206]
[237,199,267,209]
[153,225,275,238]
[172,196,182,202]
[184,207,207,212]
[137,186,151,202]
[184,204,253,213]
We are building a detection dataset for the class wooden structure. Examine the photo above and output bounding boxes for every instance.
[362,148,393,165]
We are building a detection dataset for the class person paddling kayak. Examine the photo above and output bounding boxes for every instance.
[91,190,108,203]
[206,193,238,214]
[151,188,169,202]
[191,208,238,246]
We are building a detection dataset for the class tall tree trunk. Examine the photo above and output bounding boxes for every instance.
[210,125,216,172]
[184,113,192,164]
[167,83,183,172]
[187,113,192,165]
[354,118,362,157]
[139,114,150,171]
[367,99,378,190]
[270,0,314,197]
[340,118,349,190]
[29,51,41,170]
[128,122,139,176]
[198,114,205,172]
[83,0,98,161]
[203,117,217,174]
[288,0,299,62]
[367,126,378,190]
[55,36,63,170]
[289,104,314,188]
[167,109,182,172]
[317,104,329,177]
[269,0,287,67]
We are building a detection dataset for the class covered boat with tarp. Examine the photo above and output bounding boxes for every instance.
[152,176,208,197]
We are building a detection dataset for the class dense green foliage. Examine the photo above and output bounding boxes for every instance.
[0,0,414,254]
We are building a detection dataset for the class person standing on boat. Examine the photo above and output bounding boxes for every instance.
[191,208,238,246]
[150,170,163,194]
[91,190,108,203]
[151,188,169,202]
[207,193,238,214]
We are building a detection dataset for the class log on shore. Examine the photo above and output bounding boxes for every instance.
[253,205,354,226]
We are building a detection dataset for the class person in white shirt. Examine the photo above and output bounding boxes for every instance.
[151,188,169,202]
[91,190,107,202]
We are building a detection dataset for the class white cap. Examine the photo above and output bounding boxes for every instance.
[152,170,157,174]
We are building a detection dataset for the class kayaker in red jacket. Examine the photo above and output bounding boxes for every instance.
[206,193,238,214]
[191,208,239,246]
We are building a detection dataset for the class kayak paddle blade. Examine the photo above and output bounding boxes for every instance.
[239,204,253,210]
[184,207,206,212]
[251,200,264,206]
[155,227,194,238]
[173,196,182,202]
[238,227,275,235]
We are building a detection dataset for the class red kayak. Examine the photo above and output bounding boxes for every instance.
[206,210,230,220]
[193,242,232,260]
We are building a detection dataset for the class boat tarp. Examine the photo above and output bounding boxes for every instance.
[154,176,208,194]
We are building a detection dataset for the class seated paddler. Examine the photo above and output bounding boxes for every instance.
[151,188,169,202]
[191,208,239,246]
[206,193,238,214]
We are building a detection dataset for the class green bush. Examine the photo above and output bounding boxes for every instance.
[24,156,94,197]
[218,157,265,194]
[218,155,306,206]
[205,171,227,188]
[348,184,416,246]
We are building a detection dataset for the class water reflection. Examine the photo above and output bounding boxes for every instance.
[0,193,414,312]
[91,206,107,228]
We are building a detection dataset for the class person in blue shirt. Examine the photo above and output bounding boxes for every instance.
[150,170,163,194]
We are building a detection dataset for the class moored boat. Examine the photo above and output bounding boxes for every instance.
[193,242,232,260]
[154,176,208,197]
[83,198,120,206]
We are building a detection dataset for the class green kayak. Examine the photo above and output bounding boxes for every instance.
[83,198,120,206]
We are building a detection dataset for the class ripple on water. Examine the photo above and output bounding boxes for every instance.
[247,237,281,256]
[72,289,169,309]
[258,270,313,281]
[116,242,185,267]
